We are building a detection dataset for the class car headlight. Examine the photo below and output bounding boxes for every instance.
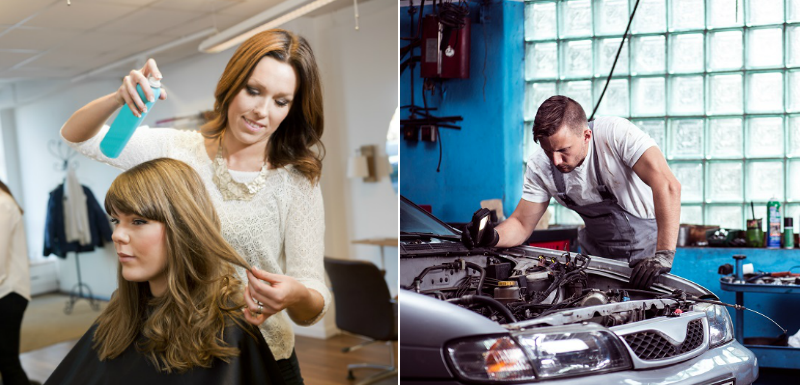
[700,303,735,348]
[516,327,631,379]
[447,336,536,381]
[446,325,631,381]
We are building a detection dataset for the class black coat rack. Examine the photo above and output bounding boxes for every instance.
[48,140,101,315]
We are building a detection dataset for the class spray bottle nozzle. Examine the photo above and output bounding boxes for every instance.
[147,76,162,88]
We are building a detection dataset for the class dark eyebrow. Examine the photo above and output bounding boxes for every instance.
[246,79,294,97]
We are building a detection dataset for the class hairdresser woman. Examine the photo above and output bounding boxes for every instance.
[60,29,328,384]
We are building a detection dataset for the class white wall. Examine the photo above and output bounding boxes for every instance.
[314,0,399,294]
[8,0,398,336]
[15,79,123,299]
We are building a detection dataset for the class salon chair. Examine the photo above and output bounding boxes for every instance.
[324,257,397,385]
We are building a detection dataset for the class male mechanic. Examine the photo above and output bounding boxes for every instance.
[462,95,681,289]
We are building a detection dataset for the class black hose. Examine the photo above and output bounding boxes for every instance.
[412,265,449,292]
[532,254,590,304]
[437,1,469,52]
[447,295,518,323]
[591,0,641,121]
[464,261,486,294]
[437,1,469,29]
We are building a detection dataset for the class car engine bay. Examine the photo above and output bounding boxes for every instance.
[398,197,755,382]
[400,246,702,327]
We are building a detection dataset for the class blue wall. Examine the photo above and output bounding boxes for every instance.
[673,248,800,340]
[400,0,524,223]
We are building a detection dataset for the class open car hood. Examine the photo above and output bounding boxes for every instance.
[400,241,718,342]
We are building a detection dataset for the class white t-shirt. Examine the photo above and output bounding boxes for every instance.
[522,116,658,220]
[0,191,30,301]
[62,125,329,360]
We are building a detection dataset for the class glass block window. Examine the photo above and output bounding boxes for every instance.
[524,0,800,229]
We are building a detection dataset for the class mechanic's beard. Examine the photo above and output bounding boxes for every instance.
[556,142,589,173]
[556,155,586,173]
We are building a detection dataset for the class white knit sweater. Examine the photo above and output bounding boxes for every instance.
[62,125,329,360]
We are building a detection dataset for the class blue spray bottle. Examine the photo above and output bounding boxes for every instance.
[100,77,162,158]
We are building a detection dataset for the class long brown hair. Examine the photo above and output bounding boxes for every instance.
[93,158,253,373]
[0,180,22,214]
[202,28,325,183]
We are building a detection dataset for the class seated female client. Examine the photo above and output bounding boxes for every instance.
[45,158,284,385]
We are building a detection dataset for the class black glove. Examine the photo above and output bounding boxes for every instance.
[461,208,500,249]
[630,250,675,289]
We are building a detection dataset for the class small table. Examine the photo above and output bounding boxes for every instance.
[719,254,800,369]
[351,238,398,273]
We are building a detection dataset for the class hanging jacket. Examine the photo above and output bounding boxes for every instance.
[64,167,92,246]
[43,184,112,258]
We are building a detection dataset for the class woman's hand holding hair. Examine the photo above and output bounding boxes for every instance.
[115,58,168,117]
[242,281,269,325]
[243,268,324,326]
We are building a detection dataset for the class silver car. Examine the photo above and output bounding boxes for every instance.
[399,196,758,384]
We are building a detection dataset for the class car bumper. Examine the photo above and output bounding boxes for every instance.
[401,340,757,385]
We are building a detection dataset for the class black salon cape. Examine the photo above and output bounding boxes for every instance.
[44,323,285,385]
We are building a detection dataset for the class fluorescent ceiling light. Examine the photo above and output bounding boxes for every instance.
[71,28,216,83]
[199,0,338,54]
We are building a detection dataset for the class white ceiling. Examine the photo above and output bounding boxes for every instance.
[0,0,361,85]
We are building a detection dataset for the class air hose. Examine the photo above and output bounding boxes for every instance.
[447,295,518,323]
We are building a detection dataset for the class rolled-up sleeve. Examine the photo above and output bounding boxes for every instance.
[521,159,552,203]
[283,171,330,326]
[608,117,657,168]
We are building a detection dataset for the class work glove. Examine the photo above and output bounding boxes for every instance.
[461,208,500,249]
[630,250,675,290]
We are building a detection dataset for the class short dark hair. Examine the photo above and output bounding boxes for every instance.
[532,96,588,143]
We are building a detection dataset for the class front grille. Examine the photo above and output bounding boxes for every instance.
[623,319,704,361]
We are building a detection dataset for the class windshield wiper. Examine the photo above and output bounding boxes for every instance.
[400,231,461,241]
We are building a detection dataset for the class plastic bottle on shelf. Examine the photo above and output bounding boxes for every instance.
[785,217,795,249]
[766,197,781,249]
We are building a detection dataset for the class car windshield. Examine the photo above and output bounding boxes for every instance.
[400,196,458,236]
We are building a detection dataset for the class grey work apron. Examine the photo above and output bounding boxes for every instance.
[551,121,657,264]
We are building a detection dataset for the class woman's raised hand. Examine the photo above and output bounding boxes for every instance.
[114,58,168,118]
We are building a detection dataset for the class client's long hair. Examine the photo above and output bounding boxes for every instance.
[93,158,252,373]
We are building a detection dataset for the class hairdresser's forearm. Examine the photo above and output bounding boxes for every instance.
[61,93,122,143]
[287,287,324,324]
